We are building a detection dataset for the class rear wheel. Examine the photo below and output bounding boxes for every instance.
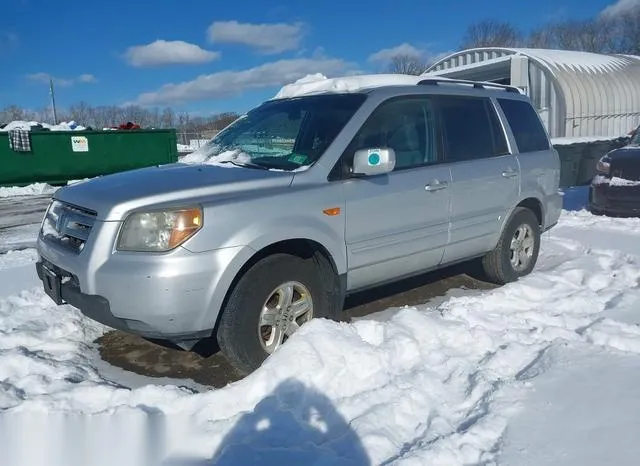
[217,253,339,375]
[481,207,541,284]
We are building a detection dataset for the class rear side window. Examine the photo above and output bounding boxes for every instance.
[435,96,509,162]
[498,98,550,153]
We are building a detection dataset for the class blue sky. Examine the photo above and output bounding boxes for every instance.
[0,0,627,117]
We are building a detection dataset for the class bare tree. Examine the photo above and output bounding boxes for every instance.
[160,107,175,128]
[609,5,640,55]
[527,25,557,48]
[545,19,615,53]
[0,105,28,122]
[385,54,431,75]
[461,20,523,49]
[68,101,94,126]
[526,5,640,55]
[213,112,239,130]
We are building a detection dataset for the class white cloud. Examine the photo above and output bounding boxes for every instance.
[26,72,97,87]
[77,74,97,83]
[124,40,220,67]
[132,57,355,106]
[207,20,305,54]
[368,43,426,63]
[601,0,640,16]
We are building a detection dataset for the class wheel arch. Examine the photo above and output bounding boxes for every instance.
[210,237,345,339]
[516,197,544,227]
[494,196,545,249]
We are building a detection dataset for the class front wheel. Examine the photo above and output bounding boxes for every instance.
[481,207,541,285]
[216,253,339,375]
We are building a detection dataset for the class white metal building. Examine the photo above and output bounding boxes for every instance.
[424,47,640,139]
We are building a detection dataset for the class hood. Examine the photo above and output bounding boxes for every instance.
[54,163,294,221]
[606,145,640,181]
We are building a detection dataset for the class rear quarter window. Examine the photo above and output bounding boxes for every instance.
[498,98,550,153]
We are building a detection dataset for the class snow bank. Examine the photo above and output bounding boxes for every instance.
[1,211,640,464]
[0,183,57,198]
[273,73,424,99]
[551,135,628,145]
[0,120,86,132]
[0,179,89,198]
[593,174,640,187]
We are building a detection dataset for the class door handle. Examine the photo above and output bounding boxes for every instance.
[502,168,518,178]
[425,180,448,192]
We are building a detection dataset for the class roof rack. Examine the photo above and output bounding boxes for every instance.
[417,77,522,93]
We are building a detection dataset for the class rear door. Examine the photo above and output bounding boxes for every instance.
[434,94,520,264]
[496,97,559,228]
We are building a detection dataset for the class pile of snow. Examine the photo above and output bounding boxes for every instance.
[180,147,251,167]
[1,209,640,464]
[593,174,640,186]
[180,146,309,172]
[551,135,628,145]
[177,139,211,153]
[0,183,57,198]
[273,73,425,99]
[0,179,91,199]
[0,120,86,132]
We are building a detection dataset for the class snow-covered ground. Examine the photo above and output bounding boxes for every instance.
[1,189,639,465]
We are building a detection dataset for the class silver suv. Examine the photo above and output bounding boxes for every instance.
[36,76,562,374]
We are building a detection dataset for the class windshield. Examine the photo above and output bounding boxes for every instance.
[183,93,367,171]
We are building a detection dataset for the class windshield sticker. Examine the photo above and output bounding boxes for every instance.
[289,154,309,164]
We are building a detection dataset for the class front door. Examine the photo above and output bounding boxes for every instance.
[342,96,452,291]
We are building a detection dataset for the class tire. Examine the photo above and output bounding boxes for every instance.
[216,253,340,375]
[481,207,541,285]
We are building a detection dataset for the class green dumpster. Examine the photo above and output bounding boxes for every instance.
[0,129,178,187]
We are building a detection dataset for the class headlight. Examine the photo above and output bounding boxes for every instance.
[117,207,203,252]
[596,155,611,175]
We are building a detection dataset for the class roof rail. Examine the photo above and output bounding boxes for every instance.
[417,77,522,93]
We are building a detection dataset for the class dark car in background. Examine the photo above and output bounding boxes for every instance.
[589,126,640,217]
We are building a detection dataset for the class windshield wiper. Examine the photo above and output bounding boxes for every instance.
[217,160,270,170]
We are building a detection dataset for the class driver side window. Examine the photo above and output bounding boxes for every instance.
[342,97,438,175]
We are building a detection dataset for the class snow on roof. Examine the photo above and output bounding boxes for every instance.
[422,55,513,76]
[0,120,86,132]
[511,48,634,74]
[273,73,424,99]
[447,47,637,75]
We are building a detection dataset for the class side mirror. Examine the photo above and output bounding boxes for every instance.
[352,148,396,176]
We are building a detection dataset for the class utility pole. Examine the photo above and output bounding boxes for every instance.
[49,77,58,125]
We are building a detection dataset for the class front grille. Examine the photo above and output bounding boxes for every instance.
[41,200,97,254]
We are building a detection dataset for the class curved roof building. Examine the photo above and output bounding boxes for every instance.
[424,47,640,139]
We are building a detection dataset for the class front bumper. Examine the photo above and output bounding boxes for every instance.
[36,233,252,341]
[589,182,640,217]
[35,259,209,340]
